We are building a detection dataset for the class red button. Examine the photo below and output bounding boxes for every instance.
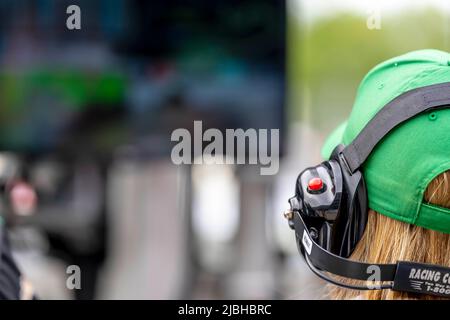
[308,178,323,191]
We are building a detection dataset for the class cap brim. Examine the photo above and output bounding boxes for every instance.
[321,121,347,160]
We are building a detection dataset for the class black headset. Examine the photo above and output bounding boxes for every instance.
[284,82,450,297]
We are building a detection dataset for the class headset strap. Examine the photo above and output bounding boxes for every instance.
[293,212,450,297]
[292,211,396,281]
[341,82,450,174]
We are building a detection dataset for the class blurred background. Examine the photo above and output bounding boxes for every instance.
[0,0,448,299]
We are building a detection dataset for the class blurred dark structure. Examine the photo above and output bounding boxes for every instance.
[0,0,285,299]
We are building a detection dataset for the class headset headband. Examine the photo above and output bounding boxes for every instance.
[341,82,450,173]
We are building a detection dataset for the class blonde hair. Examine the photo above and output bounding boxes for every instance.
[329,171,450,300]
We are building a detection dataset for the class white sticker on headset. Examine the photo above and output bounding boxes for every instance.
[302,230,313,255]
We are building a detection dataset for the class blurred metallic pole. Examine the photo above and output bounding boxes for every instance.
[174,163,198,299]
[225,167,276,299]
[99,158,194,299]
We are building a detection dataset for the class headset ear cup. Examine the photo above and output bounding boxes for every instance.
[340,170,368,257]
[355,174,368,243]
[330,147,369,257]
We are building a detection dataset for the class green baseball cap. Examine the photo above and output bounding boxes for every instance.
[321,49,450,234]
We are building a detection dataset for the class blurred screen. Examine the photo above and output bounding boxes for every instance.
[0,0,285,157]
